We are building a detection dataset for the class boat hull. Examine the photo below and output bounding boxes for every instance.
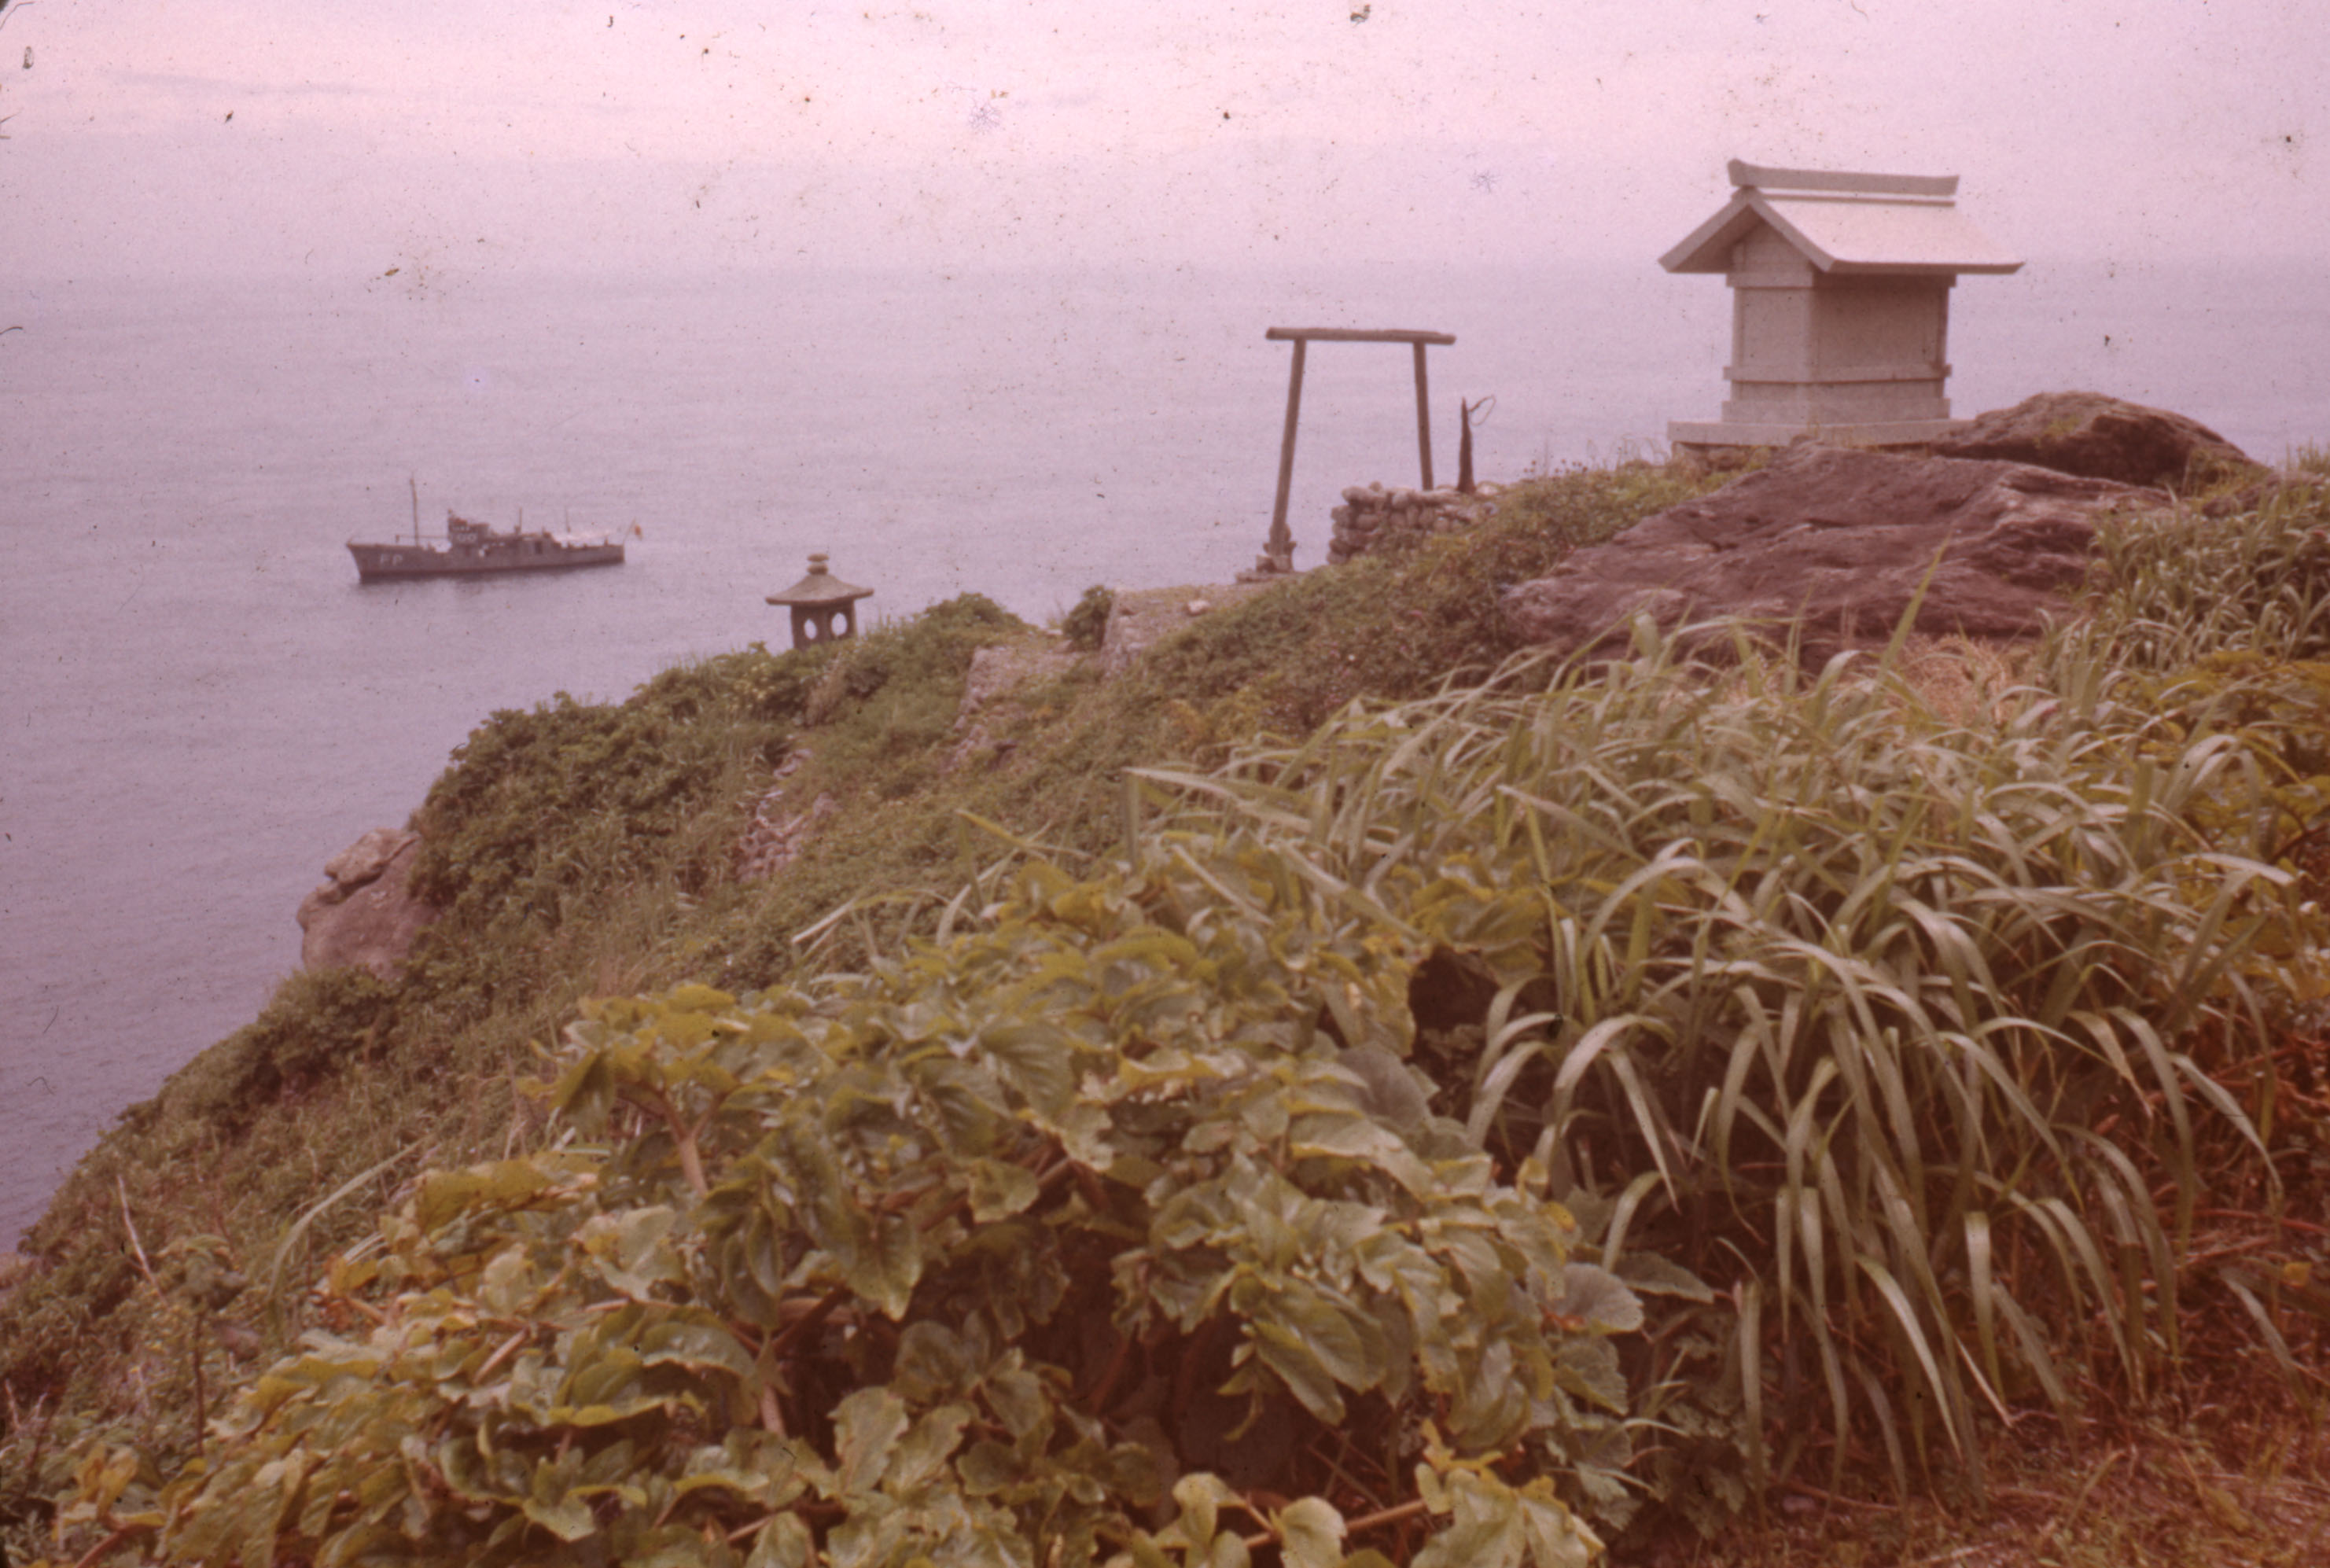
[348,540,626,583]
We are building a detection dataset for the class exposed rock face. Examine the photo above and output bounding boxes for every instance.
[1497,443,2160,663]
[1932,391,2256,488]
[736,751,818,880]
[1098,582,1275,678]
[737,790,838,881]
[959,642,1076,720]
[321,826,411,889]
[945,643,1081,775]
[297,828,438,980]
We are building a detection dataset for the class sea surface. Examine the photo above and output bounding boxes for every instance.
[4,257,2324,1246]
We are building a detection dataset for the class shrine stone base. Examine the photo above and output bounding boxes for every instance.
[1669,417,1971,452]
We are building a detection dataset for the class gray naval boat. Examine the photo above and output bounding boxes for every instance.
[348,512,626,583]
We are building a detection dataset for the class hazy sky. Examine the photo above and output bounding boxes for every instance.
[2,1,2321,279]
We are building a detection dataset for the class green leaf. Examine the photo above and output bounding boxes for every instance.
[1274,1496,1347,1568]
[578,1202,684,1300]
[1122,1537,1176,1568]
[984,1363,1050,1440]
[955,1441,1021,1496]
[639,1314,756,1379]
[1410,1479,1520,1568]
[1206,1533,1254,1568]
[1611,1251,1713,1301]
[1552,1336,1628,1414]
[549,1395,670,1426]
[1173,1471,1236,1548]
[965,1158,1042,1223]
[414,1159,559,1235]
[1551,1263,1644,1333]
[1275,1280,1388,1394]
[1450,1339,1529,1450]
[520,1493,598,1544]
[886,1404,972,1494]
[843,1211,924,1320]
[979,1021,1075,1115]
[1517,1487,1603,1568]
[743,1512,816,1568]
[1289,1113,1434,1194]
[834,1387,911,1496]
[664,981,738,1014]
[1250,1320,1348,1423]
[893,1320,976,1401]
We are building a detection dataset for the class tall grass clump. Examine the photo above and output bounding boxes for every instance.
[1125,620,2314,1496]
[2078,480,2330,669]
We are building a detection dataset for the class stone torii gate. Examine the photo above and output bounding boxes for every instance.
[1261,326,1456,572]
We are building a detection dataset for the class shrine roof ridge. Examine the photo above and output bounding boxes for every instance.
[1726,160,1960,199]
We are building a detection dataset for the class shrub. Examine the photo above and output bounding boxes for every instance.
[1062,585,1114,653]
[131,868,1638,1566]
[399,646,811,1021]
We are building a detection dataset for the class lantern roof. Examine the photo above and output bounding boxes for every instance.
[766,553,874,607]
[1660,160,2023,278]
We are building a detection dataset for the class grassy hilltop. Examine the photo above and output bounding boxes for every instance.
[6,454,2330,1568]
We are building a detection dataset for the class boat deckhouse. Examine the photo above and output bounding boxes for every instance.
[1660,160,2023,450]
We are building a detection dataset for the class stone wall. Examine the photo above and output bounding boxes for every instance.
[1327,483,1497,565]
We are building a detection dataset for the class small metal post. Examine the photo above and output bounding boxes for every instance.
[1267,338,1308,566]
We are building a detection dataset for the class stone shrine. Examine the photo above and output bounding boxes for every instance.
[1661,160,2023,451]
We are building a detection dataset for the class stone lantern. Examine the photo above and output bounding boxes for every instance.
[1660,160,2023,451]
[765,553,873,650]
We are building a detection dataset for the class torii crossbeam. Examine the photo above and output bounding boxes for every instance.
[1261,326,1456,572]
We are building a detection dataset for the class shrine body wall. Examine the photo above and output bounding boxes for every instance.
[1724,226,1955,430]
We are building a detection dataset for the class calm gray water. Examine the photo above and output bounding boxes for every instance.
[3,259,2323,1246]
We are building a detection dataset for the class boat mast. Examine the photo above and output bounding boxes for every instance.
[409,475,420,547]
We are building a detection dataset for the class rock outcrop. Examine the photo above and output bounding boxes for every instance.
[296,828,438,980]
[959,642,1077,720]
[1932,391,2255,488]
[1496,443,2160,663]
[1098,582,1275,678]
[946,642,1081,775]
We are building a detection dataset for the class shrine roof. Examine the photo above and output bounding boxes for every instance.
[1661,161,2023,278]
